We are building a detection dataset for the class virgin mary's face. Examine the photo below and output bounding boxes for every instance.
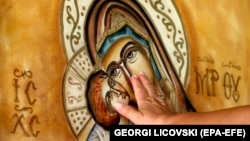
[101,37,155,103]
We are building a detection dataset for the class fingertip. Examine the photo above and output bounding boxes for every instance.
[130,74,139,86]
[139,71,145,76]
[113,102,123,111]
[139,71,148,80]
[131,74,138,80]
[138,71,148,81]
[112,102,138,122]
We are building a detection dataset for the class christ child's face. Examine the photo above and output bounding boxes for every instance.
[100,75,130,113]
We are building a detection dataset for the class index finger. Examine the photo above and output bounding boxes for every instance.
[138,71,156,97]
[130,74,148,101]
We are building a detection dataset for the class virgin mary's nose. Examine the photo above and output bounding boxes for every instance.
[119,61,131,78]
[119,61,136,102]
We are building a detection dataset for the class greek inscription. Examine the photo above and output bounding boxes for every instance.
[13,78,20,102]
[14,105,33,113]
[67,92,83,104]
[197,56,215,64]
[14,68,33,79]
[11,68,40,137]
[223,72,241,102]
[222,61,241,70]
[194,58,241,102]
[194,67,219,96]
[67,77,83,104]
[24,81,37,105]
[68,76,82,90]
[29,116,40,137]
[11,114,30,136]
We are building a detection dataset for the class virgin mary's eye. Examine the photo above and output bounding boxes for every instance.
[125,48,137,63]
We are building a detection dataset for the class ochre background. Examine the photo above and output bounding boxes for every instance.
[0,0,75,140]
[0,0,249,140]
[175,0,250,112]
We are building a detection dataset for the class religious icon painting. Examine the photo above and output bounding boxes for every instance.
[60,0,189,140]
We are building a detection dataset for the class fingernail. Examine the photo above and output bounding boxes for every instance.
[113,102,123,110]
[131,74,138,78]
[139,71,145,75]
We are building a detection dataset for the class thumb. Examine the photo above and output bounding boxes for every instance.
[113,102,141,124]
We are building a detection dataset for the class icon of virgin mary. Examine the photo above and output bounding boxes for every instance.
[84,0,191,131]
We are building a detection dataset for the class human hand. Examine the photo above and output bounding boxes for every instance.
[112,71,177,125]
